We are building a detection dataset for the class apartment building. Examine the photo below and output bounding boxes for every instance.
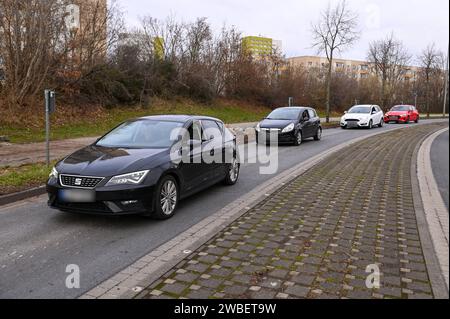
[242,36,283,56]
[118,33,165,60]
[65,0,108,54]
[287,55,419,82]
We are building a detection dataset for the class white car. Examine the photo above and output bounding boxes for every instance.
[340,105,384,129]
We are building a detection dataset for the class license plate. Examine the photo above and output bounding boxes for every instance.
[59,189,95,203]
[347,122,358,128]
[390,116,398,121]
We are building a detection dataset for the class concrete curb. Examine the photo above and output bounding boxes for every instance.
[80,124,438,299]
[0,186,46,207]
[413,127,449,298]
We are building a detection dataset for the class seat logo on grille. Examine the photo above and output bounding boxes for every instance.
[74,178,82,186]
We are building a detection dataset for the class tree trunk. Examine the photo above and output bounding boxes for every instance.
[326,57,333,123]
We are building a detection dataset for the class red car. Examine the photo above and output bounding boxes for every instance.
[384,105,420,124]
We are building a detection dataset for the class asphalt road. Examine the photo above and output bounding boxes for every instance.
[431,129,449,211]
[0,120,446,299]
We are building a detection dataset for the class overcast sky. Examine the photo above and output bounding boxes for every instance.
[117,0,449,64]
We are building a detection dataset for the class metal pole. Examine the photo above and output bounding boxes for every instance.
[289,97,294,107]
[45,90,50,167]
[443,44,449,118]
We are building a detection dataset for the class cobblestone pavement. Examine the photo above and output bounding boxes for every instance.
[138,123,447,300]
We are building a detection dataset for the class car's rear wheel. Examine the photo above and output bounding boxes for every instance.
[223,157,240,185]
[294,131,302,146]
[153,176,179,220]
[314,127,322,141]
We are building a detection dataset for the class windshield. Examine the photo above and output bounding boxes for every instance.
[97,120,184,148]
[267,108,301,120]
[348,106,371,114]
[391,105,410,111]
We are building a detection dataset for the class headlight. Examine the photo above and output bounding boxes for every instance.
[255,123,261,132]
[282,123,295,133]
[106,170,150,186]
[49,167,59,179]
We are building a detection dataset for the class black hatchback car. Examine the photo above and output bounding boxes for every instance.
[47,115,240,219]
[255,107,322,145]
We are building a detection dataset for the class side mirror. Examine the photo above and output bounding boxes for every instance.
[344,111,348,114]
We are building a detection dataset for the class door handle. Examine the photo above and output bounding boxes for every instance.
[210,149,215,156]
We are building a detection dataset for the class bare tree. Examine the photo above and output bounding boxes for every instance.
[419,43,443,118]
[0,0,68,104]
[141,15,185,63]
[368,33,411,108]
[311,0,359,122]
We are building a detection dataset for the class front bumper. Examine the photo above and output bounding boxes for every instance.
[47,178,155,215]
[340,120,370,128]
[256,130,296,144]
[384,116,408,123]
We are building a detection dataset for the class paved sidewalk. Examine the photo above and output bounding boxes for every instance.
[136,122,447,299]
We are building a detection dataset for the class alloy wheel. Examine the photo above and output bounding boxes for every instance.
[160,180,177,216]
[296,131,302,145]
[229,158,240,183]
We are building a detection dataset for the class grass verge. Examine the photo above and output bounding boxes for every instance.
[1,99,272,144]
[1,97,345,144]
[0,161,57,196]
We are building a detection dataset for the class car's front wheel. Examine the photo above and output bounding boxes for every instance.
[223,157,240,185]
[378,119,384,127]
[153,175,179,220]
[415,117,419,123]
[294,131,303,146]
[368,120,373,129]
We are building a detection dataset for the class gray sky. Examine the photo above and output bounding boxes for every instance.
[118,0,449,64]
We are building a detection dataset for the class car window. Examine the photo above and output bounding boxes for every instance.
[302,111,310,121]
[216,121,225,133]
[267,108,302,120]
[187,121,202,141]
[202,120,222,141]
[308,109,316,118]
[97,120,184,149]
[372,107,376,113]
[391,105,410,111]
[348,106,371,114]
